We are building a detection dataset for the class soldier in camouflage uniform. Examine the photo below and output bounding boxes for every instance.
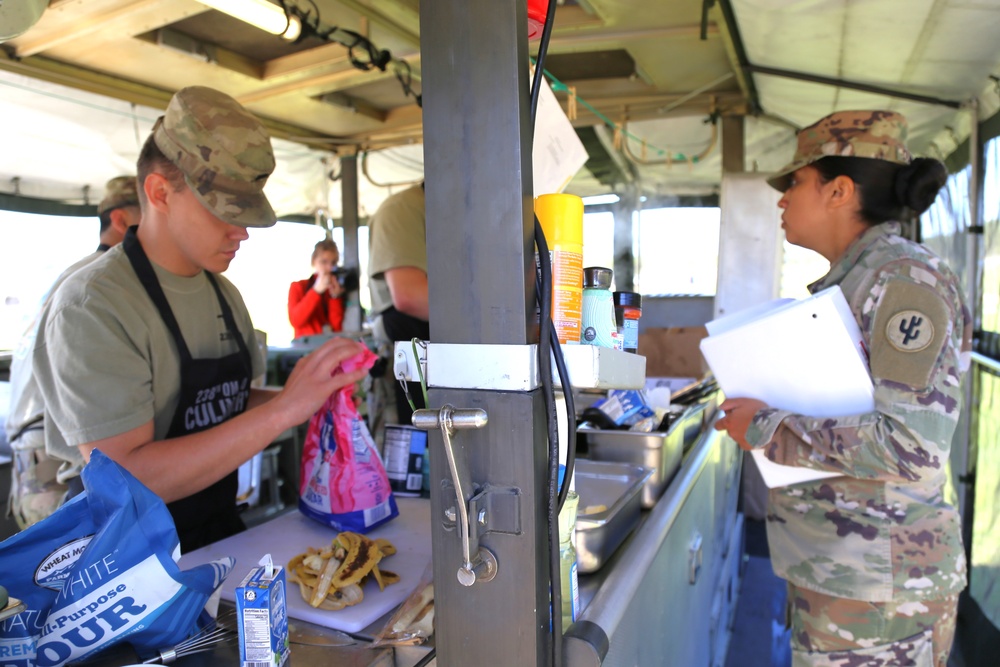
[32,86,367,551]
[717,110,970,667]
[6,175,141,528]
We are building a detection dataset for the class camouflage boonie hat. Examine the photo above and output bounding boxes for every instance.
[96,176,139,215]
[153,86,276,228]
[767,110,913,192]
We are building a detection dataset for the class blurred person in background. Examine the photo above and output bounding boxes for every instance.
[6,175,141,528]
[287,238,345,338]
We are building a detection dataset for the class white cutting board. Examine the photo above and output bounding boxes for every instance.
[178,497,432,634]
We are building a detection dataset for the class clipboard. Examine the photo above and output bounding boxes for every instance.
[699,285,875,487]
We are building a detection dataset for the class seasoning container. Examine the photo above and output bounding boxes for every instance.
[581,267,621,349]
[535,194,584,345]
[613,291,642,353]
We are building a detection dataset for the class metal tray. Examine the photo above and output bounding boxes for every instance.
[581,400,708,508]
[573,459,652,574]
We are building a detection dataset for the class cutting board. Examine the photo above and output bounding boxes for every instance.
[178,497,432,634]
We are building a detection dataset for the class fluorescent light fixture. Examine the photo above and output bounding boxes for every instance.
[581,194,620,206]
[195,0,301,40]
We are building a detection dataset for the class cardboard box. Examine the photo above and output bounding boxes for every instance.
[637,326,710,379]
[235,555,290,667]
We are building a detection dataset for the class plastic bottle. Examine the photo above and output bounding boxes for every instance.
[559,488,580,630]
[613,291,642,353]
[535,194,584,345]
[581,267,621,349]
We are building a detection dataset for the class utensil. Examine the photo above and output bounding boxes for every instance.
[141,611,237,664]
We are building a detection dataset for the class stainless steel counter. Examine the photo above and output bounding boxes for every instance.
[565,419,743,667]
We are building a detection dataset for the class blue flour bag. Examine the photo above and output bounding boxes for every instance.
[0,492,94,665]
[0,450,234,666]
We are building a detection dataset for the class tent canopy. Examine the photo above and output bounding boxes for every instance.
[2,0,999,216]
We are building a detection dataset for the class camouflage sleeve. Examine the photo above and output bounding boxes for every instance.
[745,260,971,483]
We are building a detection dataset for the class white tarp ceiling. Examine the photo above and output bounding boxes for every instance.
[4,0,1000,211]
[0,69,425,220]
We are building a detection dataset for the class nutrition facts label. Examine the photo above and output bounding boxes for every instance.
[240,607,273,665]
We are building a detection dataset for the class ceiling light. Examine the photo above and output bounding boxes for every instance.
[582,194,620,206]
[194,0,301,41]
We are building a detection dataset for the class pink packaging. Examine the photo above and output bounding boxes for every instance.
[298,348,398,532]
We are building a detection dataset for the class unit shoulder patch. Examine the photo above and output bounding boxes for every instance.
[870,279,949,389]
[885,309,935,352]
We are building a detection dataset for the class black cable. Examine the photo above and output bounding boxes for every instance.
[412,647,436,667]
[279,2,420,107]
[528,0,559,136]
[534,216,562,667]
[528,2,563,665]
[552,321,576,512]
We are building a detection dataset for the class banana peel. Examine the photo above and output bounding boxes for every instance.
[288,532,400,610]
[331,532,383,588]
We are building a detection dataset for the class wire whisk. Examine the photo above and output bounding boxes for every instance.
[142,610,237,664]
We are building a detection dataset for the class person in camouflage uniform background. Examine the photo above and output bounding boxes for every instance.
[717,110,971,667]
[6,174,141,529]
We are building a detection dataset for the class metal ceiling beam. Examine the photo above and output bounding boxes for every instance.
[13,0,209,58]
[542,23,717,51]
[713,0,760,114]
[746,64,965,109]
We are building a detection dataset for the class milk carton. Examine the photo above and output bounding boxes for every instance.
[235,554,290,667]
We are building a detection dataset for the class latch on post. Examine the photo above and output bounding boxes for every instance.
[412,405,497,586]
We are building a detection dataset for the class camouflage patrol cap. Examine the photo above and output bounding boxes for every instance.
[153,86,276,228]
[97,176,139,215]
[767,110,913,192]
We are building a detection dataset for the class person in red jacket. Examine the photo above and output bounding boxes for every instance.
[288,238,345,337]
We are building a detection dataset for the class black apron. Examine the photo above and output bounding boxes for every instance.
[123,227,252,553]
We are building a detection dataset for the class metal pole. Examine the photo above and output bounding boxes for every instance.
[339,152,362,331]
[420,1,551,665]
[960,99,982,529]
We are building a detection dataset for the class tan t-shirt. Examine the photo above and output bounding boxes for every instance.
[6,249,104,446]
[33,244,264,478]
[367,185,427,315]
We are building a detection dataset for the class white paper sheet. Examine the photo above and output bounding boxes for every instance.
[700,286,875,488]
[530,67,589,196]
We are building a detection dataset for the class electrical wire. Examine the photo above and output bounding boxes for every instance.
[279,0,422,108]
[528,2,566,667]
[361,150,424,189]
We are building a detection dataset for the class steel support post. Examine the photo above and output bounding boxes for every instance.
[419,1,552,665]
[959,100,982,526]
[339,152,363,331]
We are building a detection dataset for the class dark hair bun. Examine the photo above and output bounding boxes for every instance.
[894,157,947,215]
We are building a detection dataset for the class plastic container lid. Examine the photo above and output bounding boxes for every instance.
[583,266,613,289]
[613,291,642,308]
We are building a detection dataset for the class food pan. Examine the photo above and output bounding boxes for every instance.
[573,459,652,574]
[582,400,708,508]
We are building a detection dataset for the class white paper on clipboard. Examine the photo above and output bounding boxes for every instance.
[700,286,875,488]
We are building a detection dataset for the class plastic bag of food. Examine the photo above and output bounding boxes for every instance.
[369,563,434,647]
[299,347,399,533]
[0,450,234,666]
